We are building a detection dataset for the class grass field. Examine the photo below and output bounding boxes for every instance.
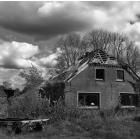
[0,108,140,139]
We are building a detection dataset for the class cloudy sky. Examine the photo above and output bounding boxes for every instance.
[0,1,140,89]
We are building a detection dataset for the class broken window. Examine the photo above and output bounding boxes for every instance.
[116,70,124,81]
[96,69,105,80]
[78,93,100,108]
[120,93,138,107]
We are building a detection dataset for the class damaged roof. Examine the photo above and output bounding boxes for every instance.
[52,49,140,82]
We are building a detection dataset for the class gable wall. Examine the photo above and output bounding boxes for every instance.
[65,64,136,109]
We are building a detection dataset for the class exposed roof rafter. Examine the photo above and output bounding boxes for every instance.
[52,49,140,82]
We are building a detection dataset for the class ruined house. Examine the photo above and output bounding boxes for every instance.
[53,49,140,109]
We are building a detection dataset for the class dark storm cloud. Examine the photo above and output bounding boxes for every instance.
[0,1,140,42]
[0,17,90,40]
[0,1,93,40]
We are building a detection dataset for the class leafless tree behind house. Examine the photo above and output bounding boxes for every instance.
[55,29,140,73]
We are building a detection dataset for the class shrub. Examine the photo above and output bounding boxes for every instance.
[8,88,50,119]
[48,98,84,123]
[0,97,8,117]
[39,81,65,105]
[8,93,84,121]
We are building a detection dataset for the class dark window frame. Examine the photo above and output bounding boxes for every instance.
[95,68,105,81]
[77,92,100,108]
[116,70,124,81]
[119,93,138,108]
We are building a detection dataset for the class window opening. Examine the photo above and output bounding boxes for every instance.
[120,93,138,106]
[78,93,100,108]
[96,69,105,80]
[117,70,124,81]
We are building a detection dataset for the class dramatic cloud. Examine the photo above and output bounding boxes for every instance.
[84,1,140,47]
[0,68,25,90]
[1,1,140,88]
[85,2,139,32]
[37,54,58,67]
[0,40,61,89]
[0,41,39,69]
[9,74,26,90]
[34,48,61,67]
[0,1,140,42]
[0,2,93,40]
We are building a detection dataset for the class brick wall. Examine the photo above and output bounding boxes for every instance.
[65,64,136,109]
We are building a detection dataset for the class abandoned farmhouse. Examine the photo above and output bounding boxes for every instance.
[0,49,140,113]
[54,49,140,110]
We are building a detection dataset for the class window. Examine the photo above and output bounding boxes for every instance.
[96,69,105,80]
[78,92,100,108]
[120,93,138,107]
[116,70,124,81]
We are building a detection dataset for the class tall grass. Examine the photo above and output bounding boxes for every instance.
[4,94,140,138]
[6,84,140,138]
[8,90,140,120]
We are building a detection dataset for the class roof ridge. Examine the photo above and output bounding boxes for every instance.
[52,49,140,82]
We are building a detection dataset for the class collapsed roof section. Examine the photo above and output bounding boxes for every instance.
[78,49,118,66]
[52,49,140,82]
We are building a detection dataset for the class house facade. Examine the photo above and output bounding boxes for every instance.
[61,50,140,110]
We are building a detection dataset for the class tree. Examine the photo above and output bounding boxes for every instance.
[82,29,113,52]
[109,32,127,61]
[82,29,139,72]
[82,29,127,57]
[3,81,12,89]
[19,65,44,89]
[125,41,139,72]
[55,33,85,73]
[2,81,14,106]
[39,81,65,105]
[55,29,140,74]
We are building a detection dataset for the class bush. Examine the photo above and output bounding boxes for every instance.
[8,88,50,119]
[8,93,84,122]
[48,98,84,123]
[39,81,65,105]
[0,97,8,118]
[6,94,140,139]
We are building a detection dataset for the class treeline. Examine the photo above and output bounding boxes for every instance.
[55,29,139,74]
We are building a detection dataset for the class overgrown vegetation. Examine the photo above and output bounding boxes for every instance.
[19,65,44,88]
[39,81,65,105]
[3,99,140,138]
[0,29,140,138]
[1,79,140,138]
